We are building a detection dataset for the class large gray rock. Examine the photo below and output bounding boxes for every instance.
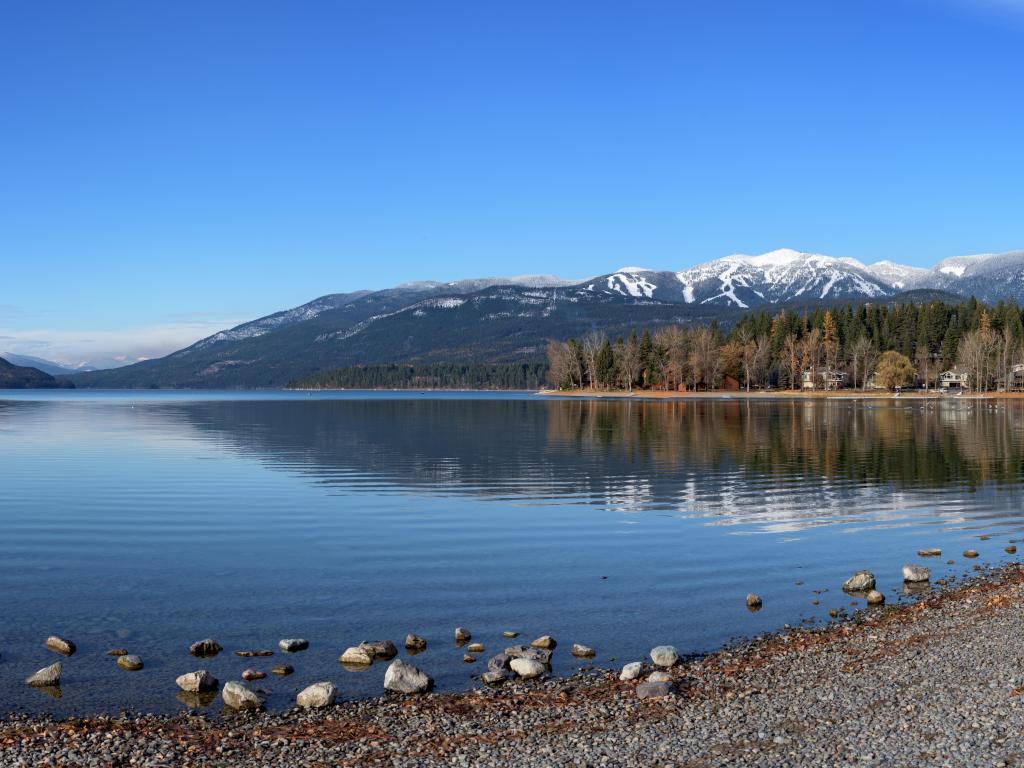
[339,646,373,665]
[359,640,398,660]
[843,571,876,592]
[510,658,546,679]
[619,662,643,681]
[25,662,62,687]
[176,670,218,693]
[189,639,223,658]
[296,682,337,708]
[383,659,433,693]
[45,636,76,656]
[650,645,679,667]
[481,670,508,685]
[637,681,673,699]
[405,633,427,651]
[488,653,512,672]
[278,638,309,653]
[902,564,931,582]
[221,681,264,710]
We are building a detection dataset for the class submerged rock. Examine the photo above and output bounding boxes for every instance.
[279,638,309,653]
[502,631,519,638]
[866,590,886,605]
[25,662,62,687]
[359,640,398,660]
[918,548,942,557]
[176,670,218,693]
[235,649,274,658]
[241,668,265,681]
[510,658,546,679]
[466,642,485,653]
[454,627,472,643]
[404,634,428,652]
[189,639,223,658]
[297,682,337,709]
[842,571,876,592]
[964,550,980,559]
[1007,546,1018,554]
[272,664,294,676]
[383,659,433,693]
[636,681,673,699]
[650,646,679,668]
[531,636,556,650]
[106,648,129,657]
[117,655,143,671]
[619,662,643,681]
[903,564,931,583]
[221,681,264,710]
[339,647,373,665]
[746,593,763,610]
[571,643,596,658]
[45,636,76,657]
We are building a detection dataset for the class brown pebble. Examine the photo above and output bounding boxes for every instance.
[105,648,129,657]
[242,669,266,680]
[463,654,475,663]
[271,664,294,676]
[1006,545,1017,554]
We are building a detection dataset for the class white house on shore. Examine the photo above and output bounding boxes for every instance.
[801,368,847,390]
[939,369,970,391]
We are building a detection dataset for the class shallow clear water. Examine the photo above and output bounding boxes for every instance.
[1,391,1021,715]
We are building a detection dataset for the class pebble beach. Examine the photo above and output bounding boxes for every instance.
[4,563,1024,767]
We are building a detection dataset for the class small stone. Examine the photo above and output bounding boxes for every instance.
[636,681,673,699]
[383,659,433,693]
[650,645,679,667]
[964,550,980,558]
[481,670,508,685]
[866,589,885,605]
[466,642,485,653]
[117,655,143,671]
[510,658,546,679]
[1007,546,1017,554]
[241,668,265,681]
[917,548,942,557]
[296,681,337,709]
[106,648,129,656]
[463,654,475,663]
[235,649,274,657]
[404,634,427,651]
[947,559,955,565]
[531,635,556,650]
[454,627,472,643]
[279,639,309,653]
[176,670,218,693]
[189,639,223,658]
[980,535,991,540]
[902,564,931,582]
[44,636,76,656]
[339,646,373,665]
[647,671,671,682]
[359,640,398,660]
[221,681,264,710]
[271,664,294,676]
[746,593,763,609]
[571,643,596,658]
[619,662,643,681]
[25,662,62,687]
[842,571,876,592]
[502,631,519,638]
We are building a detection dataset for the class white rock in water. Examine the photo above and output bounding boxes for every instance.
[650,645,679,667]
[45,636,76,656]
[842,571,876,592]
[339,646,373,665]
[176,670,218,693]
[279,639,309,653]
[383,659,433,693]
[25,662,62,687]
[221,681,264,710]
[296,681,337,708]
[619,662,643,681]
[902,564,931,583]
[510,658,546,679]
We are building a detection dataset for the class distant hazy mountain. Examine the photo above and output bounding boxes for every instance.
[0,352,97,376]
[68,250,1023,389]
[0,356,75,388]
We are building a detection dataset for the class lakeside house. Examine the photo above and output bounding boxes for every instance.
[939,369,971,391]
[801,368,847,390]
[998,363,1024,392]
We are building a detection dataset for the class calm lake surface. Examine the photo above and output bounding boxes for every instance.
[2,391,1022,715]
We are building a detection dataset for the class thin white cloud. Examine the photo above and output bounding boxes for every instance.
[0,319,246,370]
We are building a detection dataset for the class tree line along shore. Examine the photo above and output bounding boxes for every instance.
[546,296,1024,394]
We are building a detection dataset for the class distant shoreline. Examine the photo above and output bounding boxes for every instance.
[535,388,1024,400]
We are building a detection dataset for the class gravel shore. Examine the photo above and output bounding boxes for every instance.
[4,565,1024,767]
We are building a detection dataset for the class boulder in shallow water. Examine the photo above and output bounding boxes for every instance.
[279,638,309,653]
[404,634,427,651]
[297,682,337,709]
[45,636,75,657]
[116,655,143,671]
[571,643,596,658]
[510,658,546,679]
[339,646,373,665]
[106,648,129,657]
[866,590,885,606]
[650,646,679,667]
[964,550,980,559]
[842,571,876,592]
[619,662,643,681]
[505,645,552,664]
[272,664,294,676]
[902,564,930,583]
[531,636,556,650]
[746,594,763,610]
[242,668,265,681]
[488,653,512,672]
[25,662,62,687]
[466,643,485,653]
[221,681,264,710]
[917,548,942,557]
[176,670,218,693]
[189,639,222,658]
[359,640,398,660]
[383,659,433,693]
[454,627,472,643]
[502,630,519,638]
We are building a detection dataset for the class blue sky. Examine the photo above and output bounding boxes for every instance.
[2,0,1023,364]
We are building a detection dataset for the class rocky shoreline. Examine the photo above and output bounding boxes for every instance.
[4,563,1024,766]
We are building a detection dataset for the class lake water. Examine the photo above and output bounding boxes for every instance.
[1,391,1022,715]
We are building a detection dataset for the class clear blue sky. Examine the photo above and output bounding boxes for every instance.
[1,0,1023,364]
